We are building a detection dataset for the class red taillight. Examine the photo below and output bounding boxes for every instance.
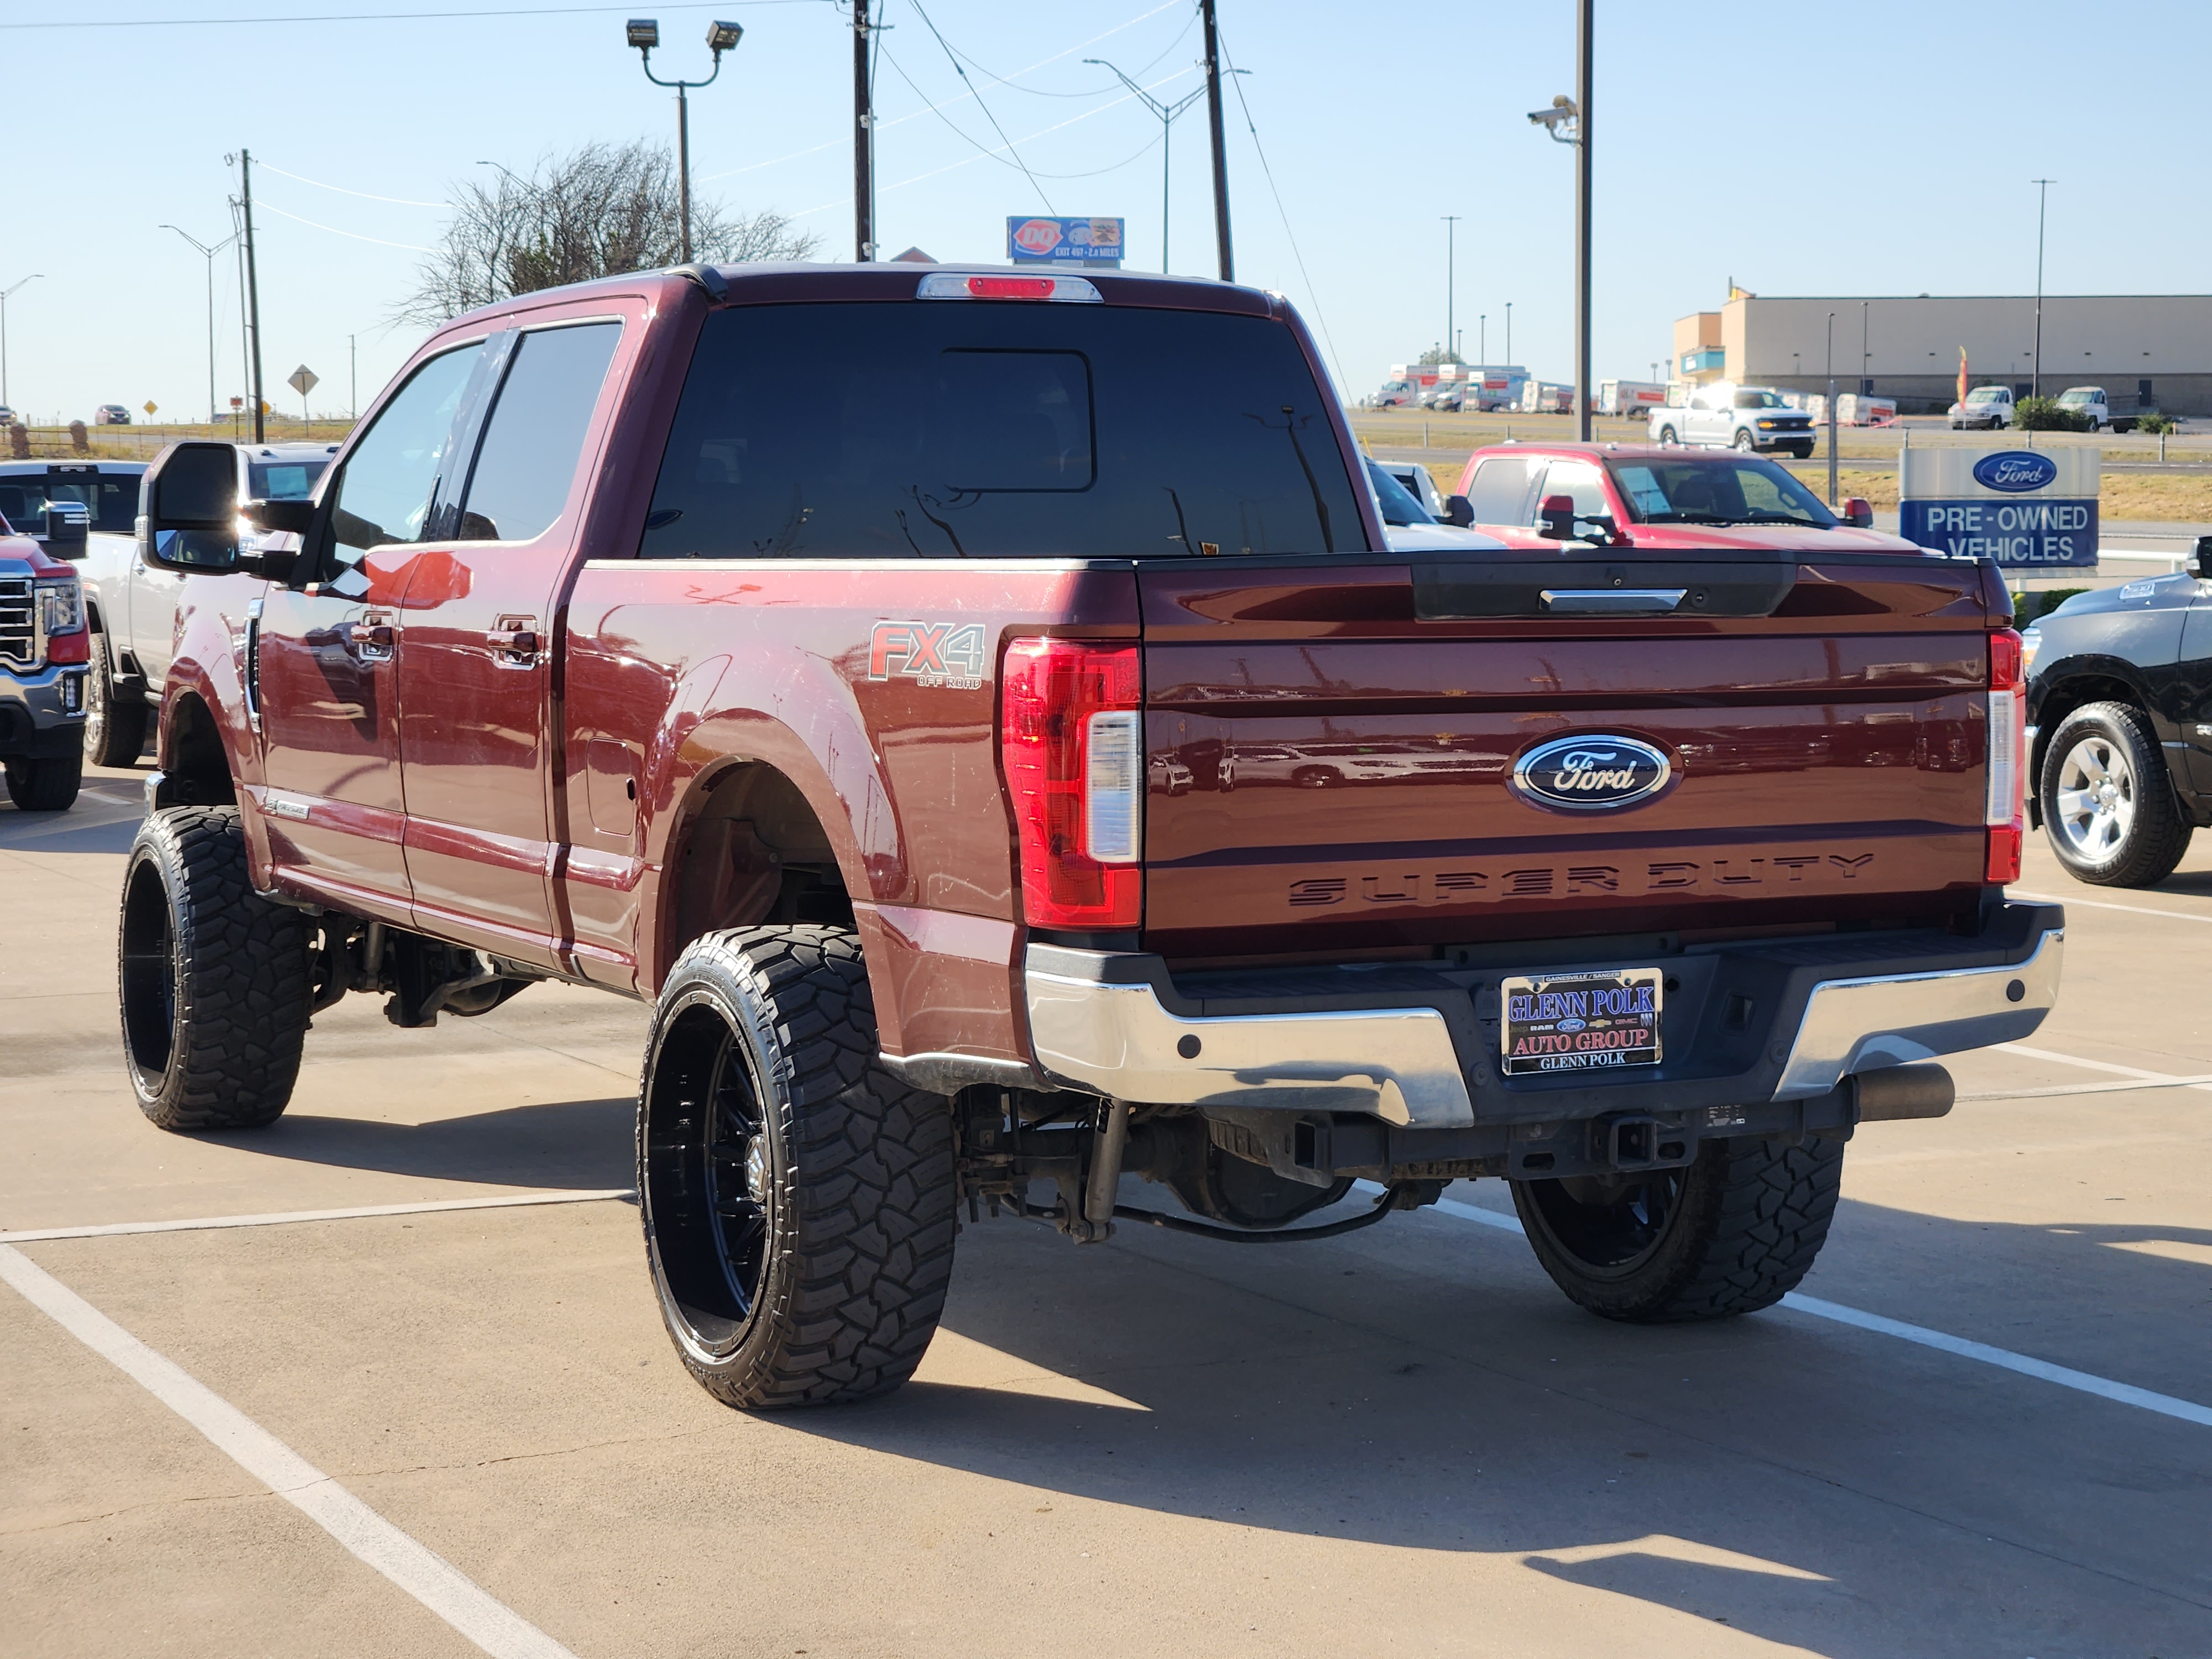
[967,276,1056,300]
[1001,637,1141,930]
[1986,627,2026,884]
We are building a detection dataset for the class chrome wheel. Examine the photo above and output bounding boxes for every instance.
[2053,735,2136,859]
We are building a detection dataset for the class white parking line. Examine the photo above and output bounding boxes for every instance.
[2013,888,2212,925]
[0,1244,580,1659]
[1384,1187,2212,1430]
[1995,1042,2212,1094]
[0,1188,635,1245]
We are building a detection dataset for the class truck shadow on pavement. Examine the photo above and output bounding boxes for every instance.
[189,1095,637,1191]
[770,1195,2212,1657]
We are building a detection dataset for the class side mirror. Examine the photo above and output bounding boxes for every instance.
[2192,535,2212,580]
[1841,497,1874,529]
[1537,493,1576,539]
[143,441,241,571]
[41,503,87,556]
[1444,494,1474,529]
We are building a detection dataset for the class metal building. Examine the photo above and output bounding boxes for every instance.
[1672,293,2212,414]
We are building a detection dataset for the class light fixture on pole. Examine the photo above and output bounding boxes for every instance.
[0,274,43,411]
[160,227,238,426]
[2031,178,2054,398]
[1527,0,1593,440]
[627,18,743,265]
[1086,58,1207,274]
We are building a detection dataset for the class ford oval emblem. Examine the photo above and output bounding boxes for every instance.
[1972,451,2058,493]
[1511,734,1672,812]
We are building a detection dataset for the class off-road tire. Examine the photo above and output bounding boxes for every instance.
[83,632,148,768]
[4,751,81,811]
[638,925,957,1409]
[2039,700,2192,888]
[1511,1135,1844,1322]
[119,806,309,1130]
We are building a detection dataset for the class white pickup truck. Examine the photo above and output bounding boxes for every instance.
[70,441,335,765]
[1648,383,1816,458]
[2055,385,2149,434]
[1949,385,2014,430]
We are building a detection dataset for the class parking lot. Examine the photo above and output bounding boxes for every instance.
[6,760,2211,1657]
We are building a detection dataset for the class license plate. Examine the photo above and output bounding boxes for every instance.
[1501,968,1663,1075]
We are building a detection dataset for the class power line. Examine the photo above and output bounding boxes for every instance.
[256,161,447,208]
[3,1,813,28]
[1215,28,1344,390]
[255,200,440,253]
[904,0,1053,213]
[877,45,1173,180]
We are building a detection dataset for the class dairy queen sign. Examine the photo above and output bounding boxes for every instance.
[1898,445,2099,567]
[1005,216,1125,267]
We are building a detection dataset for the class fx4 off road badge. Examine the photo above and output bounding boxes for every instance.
[867,620,987,690]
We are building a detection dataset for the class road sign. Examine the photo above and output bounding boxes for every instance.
[1006,216,1124,267]
[142,400,157,416]
[229,396,243,410]
[288,365,319,398]
[1898,445,2099,568]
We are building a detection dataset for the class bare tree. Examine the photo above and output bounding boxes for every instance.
[400,140,821,324]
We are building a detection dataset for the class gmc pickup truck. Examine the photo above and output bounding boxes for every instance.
[0,502,90,810]
[118,262,2062,1411]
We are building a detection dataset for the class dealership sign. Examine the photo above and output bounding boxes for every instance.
[1898,445,2098,567]
[1006,216,1125,266]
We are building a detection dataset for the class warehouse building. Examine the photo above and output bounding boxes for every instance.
[1672,293,2212,414]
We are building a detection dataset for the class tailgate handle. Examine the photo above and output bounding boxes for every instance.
[1539,587,1689,615]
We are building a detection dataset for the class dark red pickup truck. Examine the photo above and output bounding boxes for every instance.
[117,263,2062,1410]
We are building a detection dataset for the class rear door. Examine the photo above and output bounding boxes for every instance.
[394,308,629,968]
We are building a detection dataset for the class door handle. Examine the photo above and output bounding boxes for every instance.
[346,620,395,659]
[487,622,539,666]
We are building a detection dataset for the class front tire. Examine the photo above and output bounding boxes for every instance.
[1732,429,1757,452]
[2039,701,2192,887]
[1512,1136,1843,1322]
[4,751,81,811]
[119,806,309,1130]
[639,925,957,1409]
[84,632,148,768]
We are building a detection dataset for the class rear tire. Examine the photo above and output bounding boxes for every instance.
[1656,425,1679,446]
[4,751,81,811]
[119,806,309,1130]
[2039,700,2192,887]
[83,633,148,768]
[639,925,958,1409]
[1512,1136,1844,1322]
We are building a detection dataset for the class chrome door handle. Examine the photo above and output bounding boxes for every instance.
[487,625,539,666]
[346,620,395,659]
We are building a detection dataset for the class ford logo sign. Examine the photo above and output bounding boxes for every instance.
[1973,451,2059,493]
[1511,734,1672,812]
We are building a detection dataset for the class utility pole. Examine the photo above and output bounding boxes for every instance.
[1573,0,1593,440]
[1479,314,1486,366]
[1506,301,1513,367]
[854,0,875,260]
[1441,216,1460,363]
[237,149,266,445]
[1088,60,1205,273]
[349,334,357,419]
[1825,310,1839,506]
[2031,178,2053,398]
[1200,0,1233,281]
[0,275,42,411]
[1861,299,1870,395]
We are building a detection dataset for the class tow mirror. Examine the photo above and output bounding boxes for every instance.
[1841,497,1874,528]
[1537,493,1576,539]
[143,441,240,572]
[1444,493,1474,528]
[41,503,87,556]
[2192,535,2212,580]
[252,498,315,535]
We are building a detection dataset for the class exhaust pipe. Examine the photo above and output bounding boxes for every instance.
[1851,1063,1955,1122]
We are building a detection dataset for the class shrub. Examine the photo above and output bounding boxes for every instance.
[2014,397,2091,432]
[2138,411,2179,435]
[2013,587,2091,624]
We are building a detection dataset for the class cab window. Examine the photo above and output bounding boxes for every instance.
[322,343,482,573]
[1533,461,1609,526]
[1462,456,1533,525]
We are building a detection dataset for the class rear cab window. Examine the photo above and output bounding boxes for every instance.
[639,301,1365,560]
[1462,456,1534,524]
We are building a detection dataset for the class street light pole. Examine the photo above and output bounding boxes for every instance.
[628,18,744,266]
[161,227,237,426]
[1505,301,1512,366]
[0,275,41,410]
[1825,310,1839,506]
[1441,216,1460,364]
[1086,59,1206,273]
[2031,178,2054,398]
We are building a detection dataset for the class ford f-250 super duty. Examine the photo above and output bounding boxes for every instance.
[117,262,2063,1411]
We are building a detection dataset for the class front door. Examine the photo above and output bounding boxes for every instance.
[254,341,484,913]
[395,314,627,969]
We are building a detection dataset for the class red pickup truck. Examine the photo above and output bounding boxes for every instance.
[117,263,2062,1410]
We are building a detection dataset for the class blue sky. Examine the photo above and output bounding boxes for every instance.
[4,0,2204,419]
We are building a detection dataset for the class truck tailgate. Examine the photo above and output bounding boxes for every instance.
[1139,551,2002,956]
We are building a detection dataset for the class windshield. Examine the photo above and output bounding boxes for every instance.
[1965,387,2005,403]
[1366,460,1434,526]
[249,458,329,500]
[2057,389,2094,405]
[0,466,143,534]
[644,302,1366,559]
[1733,389,1786,409]
[1607,457,1837,528]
